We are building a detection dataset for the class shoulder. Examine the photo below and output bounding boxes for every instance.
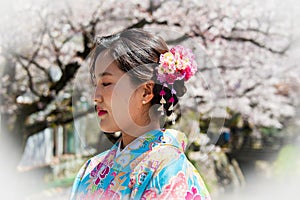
[143,128,188,166]
[142,154,211,199]
[148,154,211,199]
[129,128,189,173]
[161,128,188,151]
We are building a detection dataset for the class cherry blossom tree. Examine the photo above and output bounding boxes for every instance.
[0,0,299,158]
[1,1,299,198]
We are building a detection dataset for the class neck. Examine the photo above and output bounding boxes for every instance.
[121,107,161,148]
[120,123,160,148]
[120,133,136,149]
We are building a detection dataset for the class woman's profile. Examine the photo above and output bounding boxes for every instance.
[70,28,211,200]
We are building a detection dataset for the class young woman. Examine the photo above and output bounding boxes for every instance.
[70,29,211,200]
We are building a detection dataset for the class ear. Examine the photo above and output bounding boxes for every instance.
[142,81,155,104]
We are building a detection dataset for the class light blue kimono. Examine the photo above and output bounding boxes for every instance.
[70,128,211,200]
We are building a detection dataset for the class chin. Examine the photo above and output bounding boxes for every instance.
[100,121,120,133]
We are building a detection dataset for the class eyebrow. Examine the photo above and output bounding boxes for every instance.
[98,71,113,77]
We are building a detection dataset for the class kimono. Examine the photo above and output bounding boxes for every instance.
[70,128,211,200]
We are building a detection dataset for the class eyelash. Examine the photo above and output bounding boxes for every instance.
[102,82,111,87]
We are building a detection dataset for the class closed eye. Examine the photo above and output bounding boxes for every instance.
[102,82,111,87]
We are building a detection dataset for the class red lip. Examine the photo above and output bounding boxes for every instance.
[96,105,108,117]
[98,110,108,116]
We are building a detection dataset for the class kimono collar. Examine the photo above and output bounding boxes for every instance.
[111,129,188,171]
[117,128,187,153]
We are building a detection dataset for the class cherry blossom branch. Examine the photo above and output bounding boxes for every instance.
[220,35,288,55]
[15,58,40,97]
[17,55,52,81]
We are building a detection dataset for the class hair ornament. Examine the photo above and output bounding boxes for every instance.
[156,45,197,124]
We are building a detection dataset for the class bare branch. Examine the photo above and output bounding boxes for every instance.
[202,65,245,72]
[17,55,52,81]
[220,35,287,55]
[166,34,190,45]
[15,57,40,97]
[127,18,152,29]
[146,0,166,14]
[191,25,212,48]
[232,82,263,98]
[232,27,268,37]
[42,22,63,69]
[49,61,81,94]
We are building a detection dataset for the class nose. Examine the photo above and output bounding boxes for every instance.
[93,95,103,103]
[93,87,103,103]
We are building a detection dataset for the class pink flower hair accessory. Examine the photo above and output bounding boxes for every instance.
[156,45,198,124]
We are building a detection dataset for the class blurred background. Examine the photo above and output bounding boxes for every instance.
[0,0,300,199]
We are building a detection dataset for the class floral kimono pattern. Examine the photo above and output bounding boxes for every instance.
[70,129,211,200]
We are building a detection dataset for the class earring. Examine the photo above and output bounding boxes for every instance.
[142,100,146,104]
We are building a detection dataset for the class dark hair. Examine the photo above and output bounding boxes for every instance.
[90,28,186,116]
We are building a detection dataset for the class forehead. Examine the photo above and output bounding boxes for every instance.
[94,50,123,77]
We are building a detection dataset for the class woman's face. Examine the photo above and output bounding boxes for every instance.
[94,50,148,134]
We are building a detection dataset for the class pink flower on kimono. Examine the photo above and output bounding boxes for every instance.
[159,172,188,199]
[141,189,158,200]
[77,188,104,200]
[102,188,121,200]
[90,151,115,185]
[185,186,201,200]
[90,162,110,185]
[141,172,188,199]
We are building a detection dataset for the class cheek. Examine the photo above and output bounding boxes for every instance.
[101,86,113,101]
[110,87,131,115]
[111,87,141,118]
[113,82,134,102]
[129,92,143,115]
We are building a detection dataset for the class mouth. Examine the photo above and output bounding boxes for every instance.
[96,105,108,117]
[98,110,108,117]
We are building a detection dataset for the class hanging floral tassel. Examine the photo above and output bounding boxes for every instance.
[168,84,176,124]
[158,88,166,115]
[170,112,176,125]
[168,104,174,111]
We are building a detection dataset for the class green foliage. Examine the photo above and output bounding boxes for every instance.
[225,109,243,128]
[260,127,281,136]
